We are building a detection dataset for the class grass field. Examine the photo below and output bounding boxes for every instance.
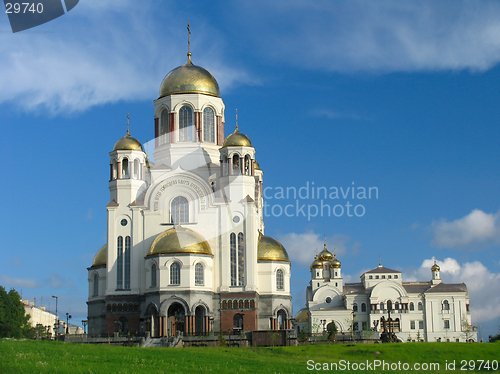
[0,339,498,373]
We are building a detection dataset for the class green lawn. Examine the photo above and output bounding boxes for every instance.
[0,339,498,373]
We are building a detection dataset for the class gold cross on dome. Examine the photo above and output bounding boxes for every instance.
[187,22,191,54]
[127,113,130,135]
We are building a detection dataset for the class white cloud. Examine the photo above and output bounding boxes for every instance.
[0,3,252,113]
[232,0,500,72]
[277,230,358,267]
[46,273,74,289]
[1,274,40,289]
[431,209,500,249]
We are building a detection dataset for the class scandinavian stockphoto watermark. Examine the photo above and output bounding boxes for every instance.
[263,181,378,221]
[3,0,79,33]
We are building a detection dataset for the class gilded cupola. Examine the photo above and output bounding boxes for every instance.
[257,234,290,262]
[147,227,213,257]
[113,129,143,151]
[223,126,252,147]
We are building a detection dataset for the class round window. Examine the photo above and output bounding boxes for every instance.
[233,216,240,223]
[120,219,127,226]
[326,297,332,304]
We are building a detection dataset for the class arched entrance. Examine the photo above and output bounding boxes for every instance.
[168,303,185,337]
[277,309,287,330]
[118,316,128,334]
[146,304,159,337]
[195,306,206,335]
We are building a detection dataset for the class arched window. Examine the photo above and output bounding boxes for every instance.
[244,155,251,175]
[353,303,358,312]
[151,263,157,287]
[179,106,193,142]
[230,233,237,286]
[361,303,367,312]
[380,302,384,310]
[93,273,99,296]
[244,300,249,308]
[387,300,392,311]
[195,263,204,286]
[238,232,245,286]
[233,313,243,330]
[171,196,189,224]
[276,269,284,291]
[117,236,123,289]
[170,262,180,285]
[124,236,131,289]
[227,300,232,309]
[443,300,450,310]
[418,302,423,311]
[160,108,169,145]
[410,302,414,311]
[250,300,255,308]
[232,154,240,174]
[375,275,379,279]
[395,302,399,311]
[277,309,287,330]
[203,107,215,143]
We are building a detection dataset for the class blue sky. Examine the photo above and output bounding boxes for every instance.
[1,0,499,339]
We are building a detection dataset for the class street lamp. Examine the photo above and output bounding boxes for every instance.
[52,296,58,337]
[66,312,72,334]
[82,320,88,334]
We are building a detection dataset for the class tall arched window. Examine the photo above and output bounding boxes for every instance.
[203,107,215,143]
[230,233,237,286]
[233,313,243,330]
[418,302,423,311]
[171,196,189,224]
[276,269,284,291]
[117,236,123,289]
[410,302,414,311]
[122,158,129,178]
[179,106,193,142]
[361,303,367,312]
[353,303,358,312]
[151,263,157,288]
[93,273,99,296]
[237,232,245,286]
[195,263,204,286]
[160,109,169,145]
[124,236,131,289]
[443,300,450,310]
[133,159,140,179]
[380,302,384,310]
[170,262,180,285]
[387,300,392,311]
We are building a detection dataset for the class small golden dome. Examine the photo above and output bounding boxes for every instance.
[223,126,252,147]
[431,262,440,271]
[331,255,341,268]
[254,160,261,170]
[318,243,333,261]
[310,257,322,269]
[159,54,220,98]
[113,131,143,151]
[92,244,107,267]
[295,308,310,322]
[147,227,213,257]
[257,234,290,262]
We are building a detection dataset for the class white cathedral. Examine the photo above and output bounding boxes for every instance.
[295,245,477,342]
[87,49,292,337]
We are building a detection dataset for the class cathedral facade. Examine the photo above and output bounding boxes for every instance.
[295,246,476,342]
[87,51,292,337]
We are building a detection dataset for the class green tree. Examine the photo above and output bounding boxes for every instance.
[0,286,31,338]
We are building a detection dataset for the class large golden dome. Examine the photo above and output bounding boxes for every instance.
[113,131,143,151]
[147,227,213,257]
[331,255,341,269]
[223,126,252,147]
[295,308,310,322]
[318,244,333,261]
[310,257,322,269]
[257,234,290,262]
[159,54,220,98]
[92,244,107,267]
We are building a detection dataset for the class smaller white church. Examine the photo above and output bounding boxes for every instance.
[295,245,476,342]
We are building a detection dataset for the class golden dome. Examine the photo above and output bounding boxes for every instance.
[310,257,322,269]
[431,262,440,271]
[331,255,341,268]
[223,126,252,147]
[295,308,310,323]
[147,226,213,257]
[318,244,333,261]
[257,234,290,262]
[159,54,220,98]
[92,244,107,267]
[113,131,143,151]
[254,160,261,170]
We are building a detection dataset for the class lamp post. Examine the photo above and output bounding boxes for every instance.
[52,296,58,337]
[66,312,72,334]
[82,320,87,334]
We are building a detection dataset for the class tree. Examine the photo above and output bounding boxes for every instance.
[327,321,338,342]
[0,286,31,338]
[461,317,475,342]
